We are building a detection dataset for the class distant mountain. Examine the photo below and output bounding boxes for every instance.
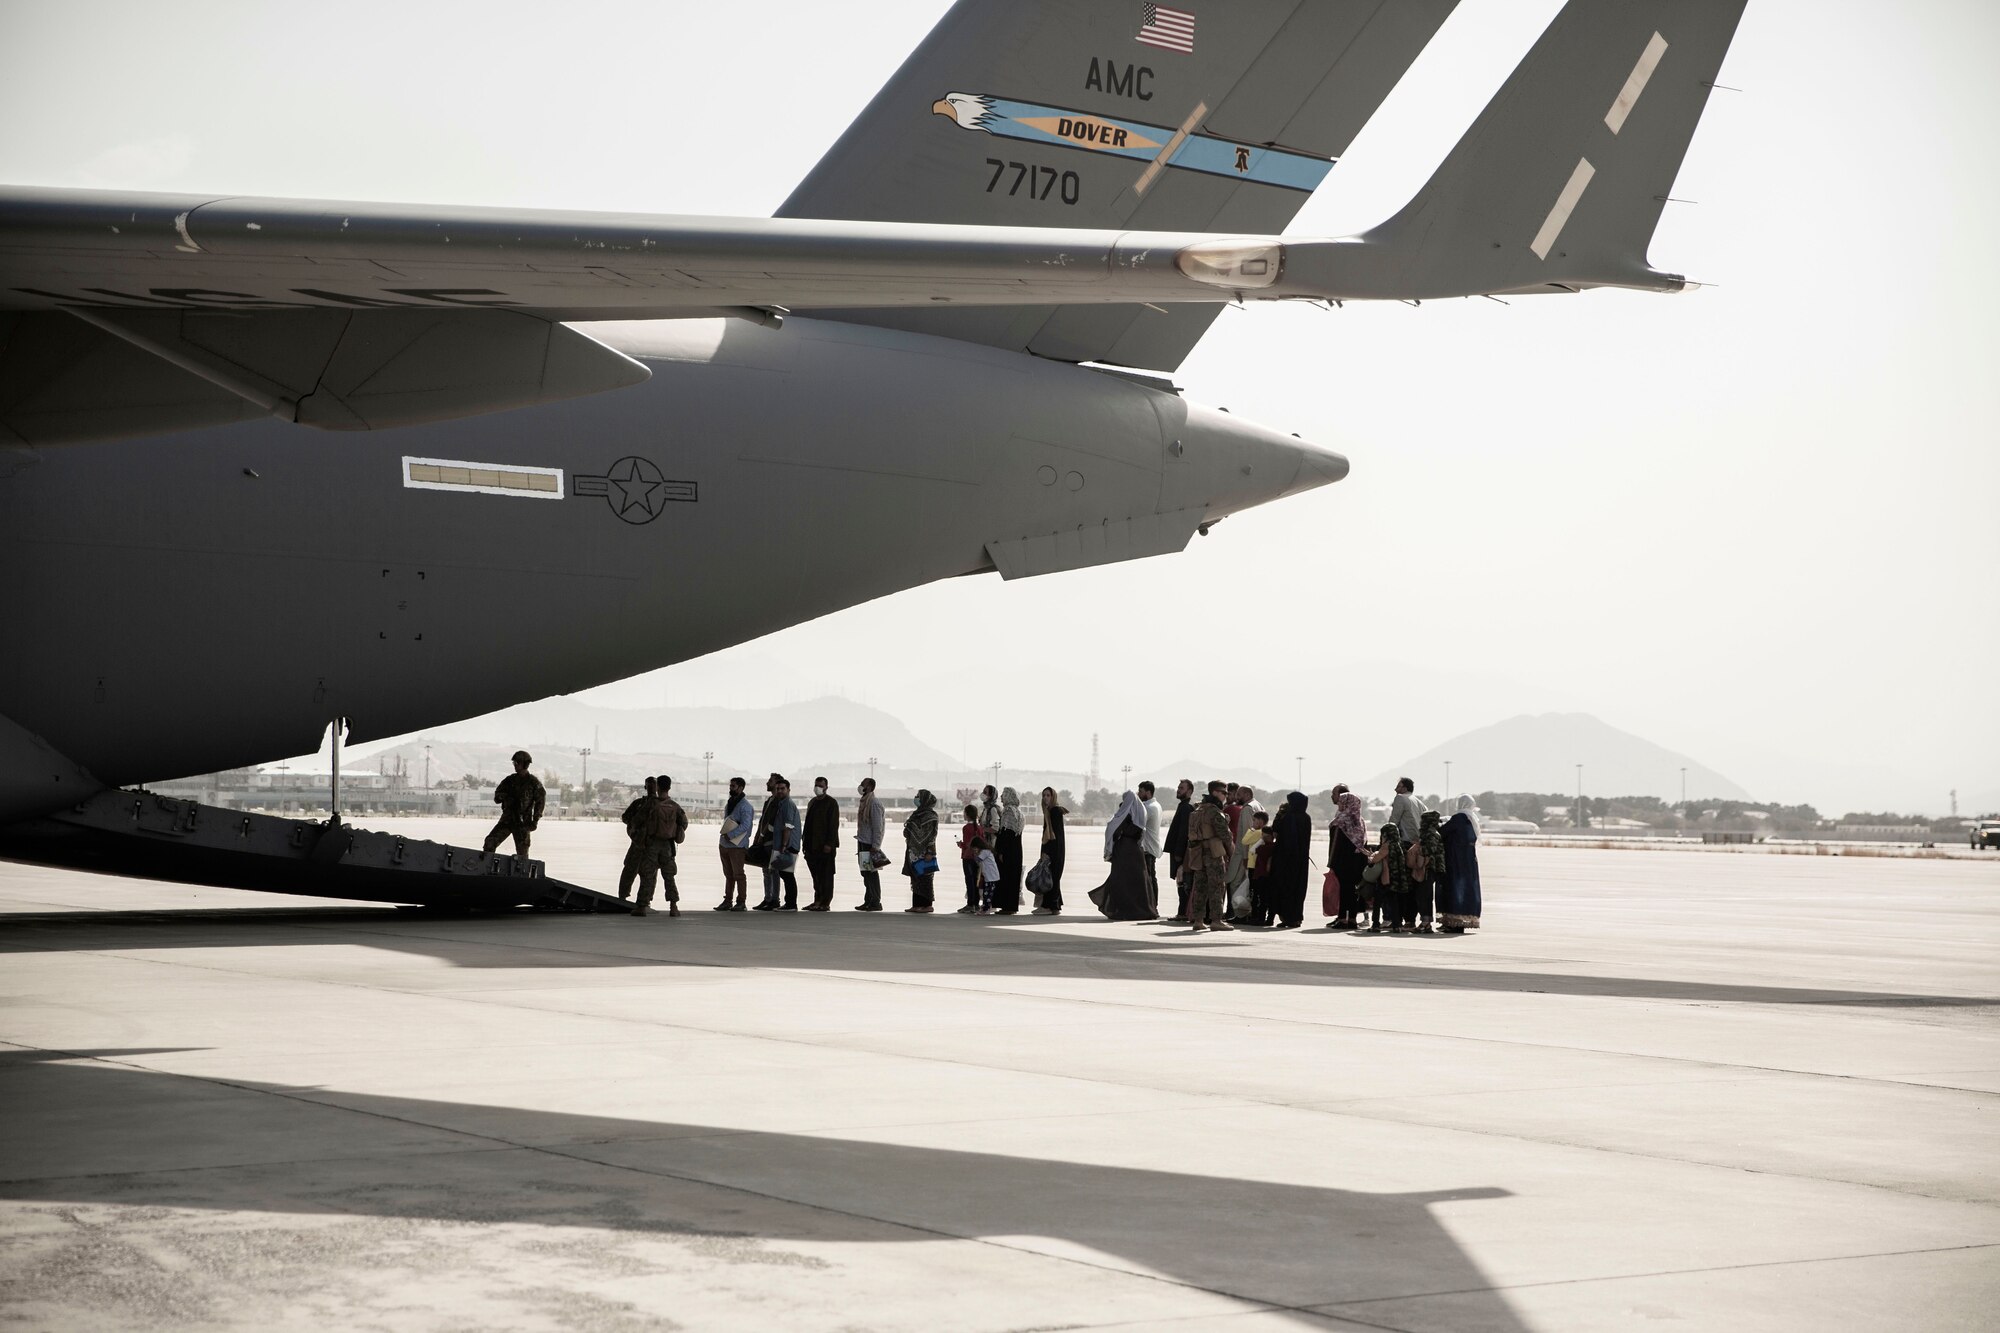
[1359,713,1749,803]
[363,696,961,781]
[355,741,720,791]
[1144,760,1290,793]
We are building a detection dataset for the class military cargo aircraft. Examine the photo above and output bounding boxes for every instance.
[0,0,1748,893]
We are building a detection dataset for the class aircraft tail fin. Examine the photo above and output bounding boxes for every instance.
[778,0,1458,369]
[1362,0,1748,299]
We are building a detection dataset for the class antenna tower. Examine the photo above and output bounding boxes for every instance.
[1089,733,1101,792]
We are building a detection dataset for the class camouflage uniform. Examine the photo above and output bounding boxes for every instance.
[1414,809,1448,928]
[634,794,689,912]
[616,791,652,899]
[1183,797,1234,927]
[483,771,546,857]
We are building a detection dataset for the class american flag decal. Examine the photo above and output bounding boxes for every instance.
[1137,3,1195,54]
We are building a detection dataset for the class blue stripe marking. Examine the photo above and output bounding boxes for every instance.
[981,98,1162,164]
[969,97,1332,192]
[1168,136,1335,192]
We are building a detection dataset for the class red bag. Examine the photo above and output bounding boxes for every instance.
[1321,868,1341,916]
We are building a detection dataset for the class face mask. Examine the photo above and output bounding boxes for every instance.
[816,785,828,796]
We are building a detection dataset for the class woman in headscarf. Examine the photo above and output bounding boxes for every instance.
[1413,809,1448,935]
[979,785,1001,844]
[1032,787,1067,916]
[994,787,1026,914]
[1089,790,1157,921]
[1437,794,1483,932]
[1327,791,1369,930]
[902,789,939,914]
[1266,790,1313,929]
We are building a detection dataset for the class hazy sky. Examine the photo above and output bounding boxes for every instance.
[4,1,1994,814]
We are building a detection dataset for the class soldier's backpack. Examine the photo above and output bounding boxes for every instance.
[645,798,686,844]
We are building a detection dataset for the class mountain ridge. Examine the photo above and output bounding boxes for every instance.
[1359,712,1749,803]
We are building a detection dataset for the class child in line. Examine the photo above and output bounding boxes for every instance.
[974,837,1001,915]
[956,804,982,913]
[1227,810,1267,923]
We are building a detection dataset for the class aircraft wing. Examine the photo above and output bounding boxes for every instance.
[0,186,1292,444]
[0,186,1296,319]
[0,167,1693,444]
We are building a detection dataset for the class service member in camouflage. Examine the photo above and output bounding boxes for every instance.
[632,774,689,918]
[1368,823,1417,934]
[1414,808,1448,935]
[616,777,658,900]
[483,750,546,858]
[1183,781,1237,933]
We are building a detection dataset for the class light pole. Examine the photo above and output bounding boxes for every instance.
[578,747,591,806]
[1680,766,1687,808]
[423,744,431,793]
[868,755,878,785]
[703,750,714,815]
[992,760,1003,791]
[1444,760,1452,803]
[1296,755,1304,789]
[1121,764,1132,793]
[1575,762,1584,829]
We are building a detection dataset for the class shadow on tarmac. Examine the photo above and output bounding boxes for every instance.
[0,1050,1530,1329]
[1,906,1994,1010]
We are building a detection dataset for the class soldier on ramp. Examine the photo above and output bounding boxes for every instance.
[483,751,546,858]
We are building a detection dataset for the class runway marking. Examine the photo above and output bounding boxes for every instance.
[1312,1241,2000,1314]
[1606,31,1670,135]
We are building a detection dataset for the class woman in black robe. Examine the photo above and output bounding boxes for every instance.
[993,786,1025,914]
[1032,787,1067,915]
[1437,795,1483,931]
[1267,790,1313,929]
[1327,791,1368,929]
[1089,791,1158,921]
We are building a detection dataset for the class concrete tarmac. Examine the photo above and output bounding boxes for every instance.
[2,820,1996,1331]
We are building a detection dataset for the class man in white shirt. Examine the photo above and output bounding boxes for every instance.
[1138,780,1165,919]
[1238,785,1267,834]
[1389,777,1427,844]
[1390,776,1429,878]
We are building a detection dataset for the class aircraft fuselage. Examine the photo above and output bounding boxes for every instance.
[0,316,1339,806]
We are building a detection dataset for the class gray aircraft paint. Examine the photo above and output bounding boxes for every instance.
[0,316,1336,799]
[0,0,1749,828]
[778,0,1460,371]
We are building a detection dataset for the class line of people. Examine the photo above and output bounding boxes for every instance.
[613,774,1076,918]
[1094,778,1483,936]
[607,769,1481,934]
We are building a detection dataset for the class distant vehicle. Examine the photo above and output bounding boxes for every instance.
[1484,818,1542,835]
[1972,820,2000,851]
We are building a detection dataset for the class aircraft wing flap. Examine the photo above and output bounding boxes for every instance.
[1,187,1248,315]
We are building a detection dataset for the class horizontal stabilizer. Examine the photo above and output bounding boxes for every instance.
[1350,0,1749,299]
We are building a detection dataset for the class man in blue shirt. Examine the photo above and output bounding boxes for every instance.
[753,775,802,911]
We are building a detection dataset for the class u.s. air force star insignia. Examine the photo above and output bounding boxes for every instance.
[571,457,698,524]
